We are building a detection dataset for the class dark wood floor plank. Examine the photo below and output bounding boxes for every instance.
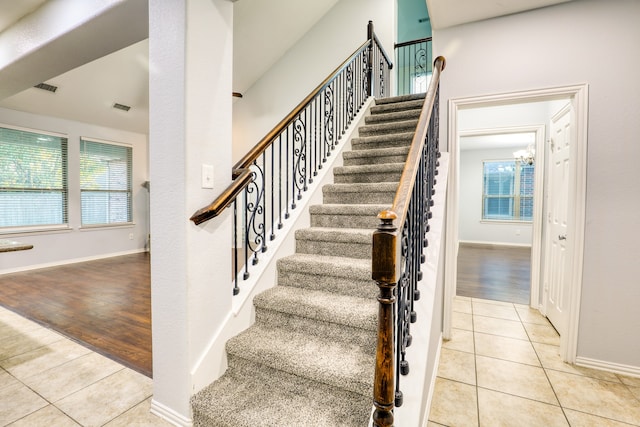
[0,253,152,377]
[456,244,531,305]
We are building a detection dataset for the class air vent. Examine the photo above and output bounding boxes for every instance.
[34,82,58,93]
[113,103,131,112]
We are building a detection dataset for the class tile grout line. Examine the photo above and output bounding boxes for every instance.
[471,299,481,427]
[519,304,572,426]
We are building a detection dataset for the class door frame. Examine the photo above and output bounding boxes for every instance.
[443,84,588,363]
[458,124,546,309]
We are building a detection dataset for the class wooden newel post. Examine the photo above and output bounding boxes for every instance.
[372,210,398,427]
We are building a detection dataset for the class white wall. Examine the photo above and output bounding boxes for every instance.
[459,146,533,245]
[232,0,395,162]
[0,107,148,274]
[436,0,640,369]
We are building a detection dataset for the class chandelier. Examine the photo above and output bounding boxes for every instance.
[513,144,535,165]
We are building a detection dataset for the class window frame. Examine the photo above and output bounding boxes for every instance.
[481,159,534,223]
[79,137,133,228]
[0,124,69,234]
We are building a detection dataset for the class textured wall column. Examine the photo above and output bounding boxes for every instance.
[149,0,233,423]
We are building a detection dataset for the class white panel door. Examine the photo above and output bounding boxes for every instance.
[544,105,572,334]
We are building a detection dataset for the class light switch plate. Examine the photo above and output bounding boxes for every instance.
[202,164,214,189]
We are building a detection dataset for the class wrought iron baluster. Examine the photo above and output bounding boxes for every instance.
[270,145,275,241]
[278,135,283,229]
[233,199,239,295]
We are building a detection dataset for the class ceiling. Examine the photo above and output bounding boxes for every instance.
[0,0,573,135]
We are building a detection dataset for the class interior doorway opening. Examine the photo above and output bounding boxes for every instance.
[443,84,589,363]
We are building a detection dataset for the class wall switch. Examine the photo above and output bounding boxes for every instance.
[129,233,134,240]
[515,229,521,236]
[202,164,214,189]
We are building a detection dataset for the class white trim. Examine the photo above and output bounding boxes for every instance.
[0,122,67,138]
[0,225,72,236]
[459,240,532,248]
[80,135,133,148]
[444,84,588,363]
[0,248,147,275]
[575,357,640,378]
[562,86,588,364]
[150,399,192,427]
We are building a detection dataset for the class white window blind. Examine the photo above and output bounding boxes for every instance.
[80,139,132,225]
[483,160,534,221]
[0,126,68,229]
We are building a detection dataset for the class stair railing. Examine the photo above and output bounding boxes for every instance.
[395,37,433,96]
[190,21,392,295]
[371,56,445,427]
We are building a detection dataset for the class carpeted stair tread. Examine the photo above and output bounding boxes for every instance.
[334,162,405,182]
[370,98,425,115]
[192,362,372,427]
[276,254,376,298]
[343,146,410,165]
[296,227,374,243]
[374,92,426,104]
[254,285,377,332]
[295,227,374,258]
[365,108,421,124]
[226,325,375,397]
[310,203,387,229]
[323,182,398,205]
[358,119,418,137]
[351,132,414,150]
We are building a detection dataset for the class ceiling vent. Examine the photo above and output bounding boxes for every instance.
[113,103,131,112]
[34,82,58,93]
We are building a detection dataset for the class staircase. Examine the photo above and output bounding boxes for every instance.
[191,93,426,427]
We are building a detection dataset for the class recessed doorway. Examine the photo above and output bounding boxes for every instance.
[443,84,588,363]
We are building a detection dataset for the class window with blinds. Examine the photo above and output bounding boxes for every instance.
[80,139,132,226]
[0,126,68,229]
[482,160,534,221]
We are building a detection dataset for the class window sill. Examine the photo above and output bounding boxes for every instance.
[480,220,532,225]
[0,225,72,237]
[79,222,135,231]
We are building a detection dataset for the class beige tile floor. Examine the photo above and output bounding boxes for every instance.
[428,296,640,427]
[0,305,172,426]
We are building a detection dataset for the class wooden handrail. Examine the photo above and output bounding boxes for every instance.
[387,55,445,228]
[190,24,393,225]
[371,55,445,427]
[189,168,252,225]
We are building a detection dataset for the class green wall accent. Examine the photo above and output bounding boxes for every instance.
[397,0,431,43]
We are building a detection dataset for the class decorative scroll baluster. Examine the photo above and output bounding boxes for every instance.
[394,37,433,96]
[190,22,394,296]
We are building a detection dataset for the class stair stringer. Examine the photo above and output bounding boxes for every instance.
[189,97,376,393]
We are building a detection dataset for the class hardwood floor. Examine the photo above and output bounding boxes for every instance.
[456,243,531,305]
[0,253,152,377]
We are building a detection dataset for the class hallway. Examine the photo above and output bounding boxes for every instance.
[427,296,640,426]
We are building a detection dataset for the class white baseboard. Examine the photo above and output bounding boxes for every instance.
[150,399,192,427]
[0,248,147,275]
[575,356,640,378]
[459,240,532,249]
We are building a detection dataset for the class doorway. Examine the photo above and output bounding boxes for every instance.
[456,126,545,306]
[443,85,588,363]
